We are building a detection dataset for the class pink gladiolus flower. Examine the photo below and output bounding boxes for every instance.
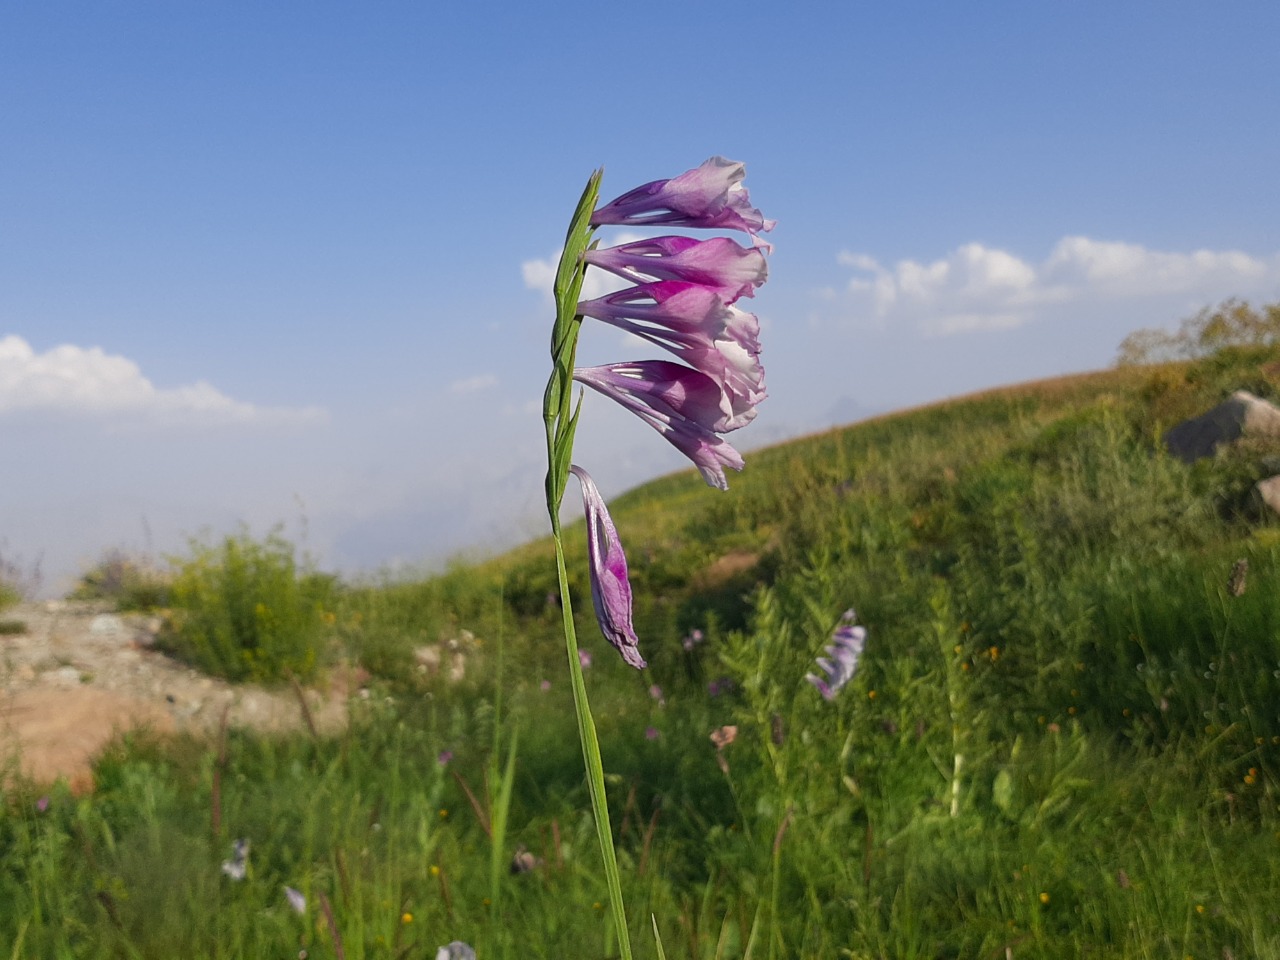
[591,156,776,245]
[574,363,745,490]
[583,236,767,303]
[577,282,765,431]
[570,465,645,669]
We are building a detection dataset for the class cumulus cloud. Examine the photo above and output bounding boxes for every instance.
[834,237,1280,336]
[0,335,325,425]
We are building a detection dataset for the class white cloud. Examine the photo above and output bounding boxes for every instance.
[449,373,498,394]
[834,237,1280,336]
[521,231,648,306]
[0,335,325,425]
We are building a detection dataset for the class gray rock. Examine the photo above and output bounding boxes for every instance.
[1255,475,1280,516]
[1164,390,1280,463]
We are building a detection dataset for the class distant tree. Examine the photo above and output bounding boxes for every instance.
[1116,298,1280,365]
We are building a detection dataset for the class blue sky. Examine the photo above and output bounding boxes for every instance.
[4,2,1279,593]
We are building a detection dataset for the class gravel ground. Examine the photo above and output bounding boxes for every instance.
[1,601,349,791]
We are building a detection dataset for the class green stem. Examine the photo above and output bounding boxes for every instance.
[550,520,634,960]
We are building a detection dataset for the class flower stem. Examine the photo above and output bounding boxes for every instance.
[550,521,634,960]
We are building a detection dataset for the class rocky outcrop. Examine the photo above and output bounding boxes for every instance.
[1164,390,1280,463]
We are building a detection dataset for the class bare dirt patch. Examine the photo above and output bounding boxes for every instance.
[1,601,349,791]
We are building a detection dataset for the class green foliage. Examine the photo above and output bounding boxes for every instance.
[10,345,1280,954]
[158,529,335,683]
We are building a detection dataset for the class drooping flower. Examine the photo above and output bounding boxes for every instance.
[570,465,645,669]
[574,363,746,489]
[583,235,768,303]
[805,610,867,701]
[591,156,776,245]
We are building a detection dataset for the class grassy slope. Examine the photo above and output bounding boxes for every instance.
[7,348,1280,958]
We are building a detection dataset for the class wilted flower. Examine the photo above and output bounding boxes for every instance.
[570,465,645,669]
[510,844,543,874]
[805,610,867,701]
[710,724,738,774]
[591,156,776,245]
[221,838,250,881]
[709,725,738,750]
[583,235,767,303]
[284,886,306,915]
[435,943,476,960]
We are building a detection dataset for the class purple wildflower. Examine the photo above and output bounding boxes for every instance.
[645,726,660,741]
[579,649,593,669]
[570,465,645,669]
[591,156,776,246]
[437,750,454,767]
[574,363,746,489]
[583,235,768,303]
[648,684,665,704]
[805,610,867,701]
[36,795,50,813]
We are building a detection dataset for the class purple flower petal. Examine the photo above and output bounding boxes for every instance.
[805,613,867,701]
[591,157,775,244]
[584,236,768,303]
[574,363,745,489]
[570,465,645,669]
[577,282,765,431]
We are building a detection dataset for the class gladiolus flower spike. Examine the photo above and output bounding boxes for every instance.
[806,610,867,701]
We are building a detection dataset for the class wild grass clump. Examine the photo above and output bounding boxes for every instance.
[70,549,173,610]
[157,529,336,683]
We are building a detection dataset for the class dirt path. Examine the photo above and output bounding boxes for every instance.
[1,601,350,791]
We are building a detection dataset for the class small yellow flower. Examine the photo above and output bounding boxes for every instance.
[1244,774,1257,786]
[867,689,877,700]
[429,865,440,877]
[960,662,971,672]
[1195,904,1205,915]
[988,646,999,661]
[953,644,964,655]
[322,611,337,626]
[593,902,603,912]
[438,808,449,819]
[1122,708,1131,717]
[483,898,491,906]
[401,912,413,925]
[1068,706,1077,716]
[1039,892,1050,905]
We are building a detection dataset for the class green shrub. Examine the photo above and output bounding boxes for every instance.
[157,530,335,683]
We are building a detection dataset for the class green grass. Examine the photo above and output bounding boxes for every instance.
[6,347,1280,957]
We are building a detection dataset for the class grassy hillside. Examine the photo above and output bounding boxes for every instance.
[6,346,1280,958]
